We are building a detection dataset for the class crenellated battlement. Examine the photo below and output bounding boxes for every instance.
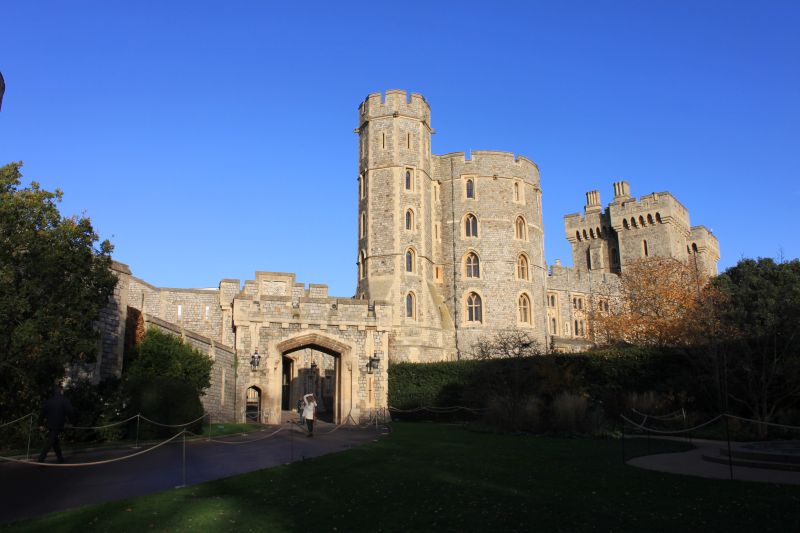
[360,90,431,123]
[433,150,540,182]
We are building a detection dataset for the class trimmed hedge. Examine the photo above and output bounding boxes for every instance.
[389,346,707,420]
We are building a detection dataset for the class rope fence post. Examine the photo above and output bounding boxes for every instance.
[621,418,626,464]
[134,415,141,449]
[26,413,34,461]
[724,414,734,481]
[176,430,187,488]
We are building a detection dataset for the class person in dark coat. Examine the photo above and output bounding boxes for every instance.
[37,383,74,463]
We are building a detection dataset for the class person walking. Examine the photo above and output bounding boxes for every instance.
[302,393,317,437]
[37,383,74,463]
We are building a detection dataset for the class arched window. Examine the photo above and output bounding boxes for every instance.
[515,217,527,240]
[551,317,557,334]
[465,252,480,278]
[623,219,629,229]
[405,209,414,231]
[406,292,416,320]
[405,248,416,273]
[359,174,365,199]
[513,182,521,201]
[467,292,482,323]
[656,212,662,223]
[643,240,649,257]
[639,215,646,227]
[518,293,531,324]
[589,228,595,239]
[466,179,475,199]
[517,254,529,280]
[631,217,637,228]
[576,230,582,242]
[464,214,478,237]
[583,229,589,240]
[359,251,366,279]
[647,214,654,225]
[360,212,366,238]
[405,169,413,191]
[574,320,579,337]
[692,243,698,253]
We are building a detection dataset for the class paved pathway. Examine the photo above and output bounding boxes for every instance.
[0,420,388,525]
[627,437,800,485]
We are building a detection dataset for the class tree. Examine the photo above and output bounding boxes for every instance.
[0,162,117,419]
[591,257,721,347]
[124,327,213,434]
[714,258,800,430]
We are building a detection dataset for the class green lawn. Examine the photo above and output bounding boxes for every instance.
[8,423,800,532]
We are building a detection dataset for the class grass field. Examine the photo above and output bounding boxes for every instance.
[8,423,800,532]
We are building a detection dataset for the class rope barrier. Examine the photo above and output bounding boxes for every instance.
[185,425,287,444]
[0,413,34,428]
[621,413,724,435]
[631,408,685,420]
[69,414,140,431]
[0,430,186,467]
[138,413,207,428]
[388,405,486,413]
[723,414,800,431]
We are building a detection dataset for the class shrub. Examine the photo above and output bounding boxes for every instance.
[552,392,588,434]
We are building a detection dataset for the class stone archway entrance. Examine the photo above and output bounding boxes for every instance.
[245,386,262,423]
[275,333,353,425]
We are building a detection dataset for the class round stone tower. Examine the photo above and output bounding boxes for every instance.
[355,90,446,362]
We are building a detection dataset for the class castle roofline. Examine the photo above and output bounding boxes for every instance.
[433,150,539,171]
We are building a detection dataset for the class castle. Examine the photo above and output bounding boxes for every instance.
[95,90,719,424]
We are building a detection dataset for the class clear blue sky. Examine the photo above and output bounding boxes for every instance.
[2,1,798,296]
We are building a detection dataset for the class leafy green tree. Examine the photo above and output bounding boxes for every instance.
[714,258,800,429]
[125,327,213,434]
[0,162,116,419]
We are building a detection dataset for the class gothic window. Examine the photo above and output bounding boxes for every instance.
[405,248,416,273]
[631,217,637,228]
[551,317,558,334]
[360,212,366,238]
[405,209,414,231]
[515,217,527,240]
[464,214,478,237]
[465,252,480,278]
[466,178,475,199]
[406,292,416,320]
[643,239,649,257]
[647,214,654,225]
[467,292,482,323]
[518,293,531,325]
[517,254,529,280]
[405,169,413,191]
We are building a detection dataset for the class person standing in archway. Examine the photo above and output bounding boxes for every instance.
[302,393,317,437]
